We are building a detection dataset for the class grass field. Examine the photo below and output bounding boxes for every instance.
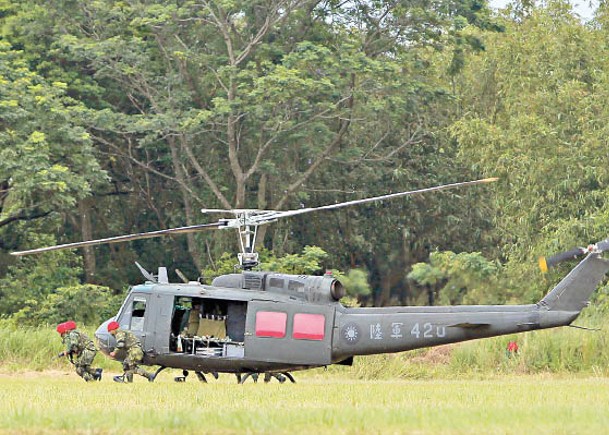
[3,315,609,434]
[0,371,608,434]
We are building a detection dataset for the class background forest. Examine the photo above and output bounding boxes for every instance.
[2,0,609,326]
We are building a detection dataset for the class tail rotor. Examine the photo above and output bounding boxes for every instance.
[539,238,609,272]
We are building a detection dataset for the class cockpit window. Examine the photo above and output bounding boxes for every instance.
[131,297,147,331]
[114,286,133,320]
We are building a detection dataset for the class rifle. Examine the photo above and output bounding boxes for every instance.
[53,351,75,365]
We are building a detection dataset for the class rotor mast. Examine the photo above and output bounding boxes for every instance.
[236,212,260,269]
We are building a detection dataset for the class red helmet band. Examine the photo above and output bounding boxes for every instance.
[56,322,67,335]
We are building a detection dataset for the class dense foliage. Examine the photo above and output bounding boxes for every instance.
[1,0,608,322]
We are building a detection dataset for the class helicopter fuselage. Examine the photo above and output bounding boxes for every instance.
[95,253,609,376]
[95,271,346,374]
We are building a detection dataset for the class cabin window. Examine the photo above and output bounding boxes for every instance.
[269,277,284,289]
[255,311,287,338]
[130,297,147,331]
[292,313,325,340]
[288,280,305,292]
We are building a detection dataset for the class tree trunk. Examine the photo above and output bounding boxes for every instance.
[78,198,97,283]
[255,173,269,249]
[169,136,203,271]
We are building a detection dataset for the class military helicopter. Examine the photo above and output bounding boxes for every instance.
[11,177,609,383]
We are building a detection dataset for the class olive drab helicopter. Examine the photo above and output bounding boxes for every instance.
[11,177,609,384]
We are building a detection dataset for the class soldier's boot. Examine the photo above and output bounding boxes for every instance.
[82,372,95,382]
[211,372,219,380]
[135,367,155,382]
[113,375,126,383]
[76,366,95,382]
[94,368,103,381]
[125,373,134,383]
[174,369,188,382]
[240,373,259,384]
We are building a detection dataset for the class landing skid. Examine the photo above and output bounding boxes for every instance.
[237,372,295,384]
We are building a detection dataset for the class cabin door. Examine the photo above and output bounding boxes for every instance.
[244,301,334,365]
[149,292,173,354]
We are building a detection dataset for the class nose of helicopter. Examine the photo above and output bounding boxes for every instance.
[95,318,115,356]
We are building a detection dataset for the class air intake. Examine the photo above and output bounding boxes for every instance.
[243,272,264,290]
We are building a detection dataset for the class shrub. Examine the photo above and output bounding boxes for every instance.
[11,284,123,327]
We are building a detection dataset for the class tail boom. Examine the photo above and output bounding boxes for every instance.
[332,253,609,362]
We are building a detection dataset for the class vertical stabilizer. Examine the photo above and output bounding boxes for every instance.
[539,254,609,312]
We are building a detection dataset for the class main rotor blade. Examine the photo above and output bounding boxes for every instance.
[10,222,220,256]
[12,178,498,257]
[261,178,499,222]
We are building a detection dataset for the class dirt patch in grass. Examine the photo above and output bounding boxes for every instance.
[409,344,455,365]
[0,369,125,379]
[0,369,72,379]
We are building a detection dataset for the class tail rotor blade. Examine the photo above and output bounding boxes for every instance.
[539,237,609,272]
[539,248,586,272]
[539,242,609,272]
[542,248,586,270]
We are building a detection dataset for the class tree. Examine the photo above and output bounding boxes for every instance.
[11,284,122,327]
[0,41,106,245]
[450,0,609,300]
[408,250,504,305]
[0,0,501,308]
[0,233,82,317]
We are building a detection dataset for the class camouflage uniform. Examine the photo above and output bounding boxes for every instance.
[114,329,154,382]
[62,330,100,382]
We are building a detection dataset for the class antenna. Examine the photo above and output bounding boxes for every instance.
[135,262,156,283]
[175,268,189,283]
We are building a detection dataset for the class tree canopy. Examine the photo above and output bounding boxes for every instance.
[1,0,608,320]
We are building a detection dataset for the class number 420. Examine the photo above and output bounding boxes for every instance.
[410,322,446,339]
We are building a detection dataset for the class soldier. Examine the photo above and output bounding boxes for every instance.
[107,321,155,383]
[184,301,202,337]
[56,321,102,382]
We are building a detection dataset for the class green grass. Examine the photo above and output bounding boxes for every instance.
[0,373,608,434]
[0,325,116,371]
[2,315,609,433]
